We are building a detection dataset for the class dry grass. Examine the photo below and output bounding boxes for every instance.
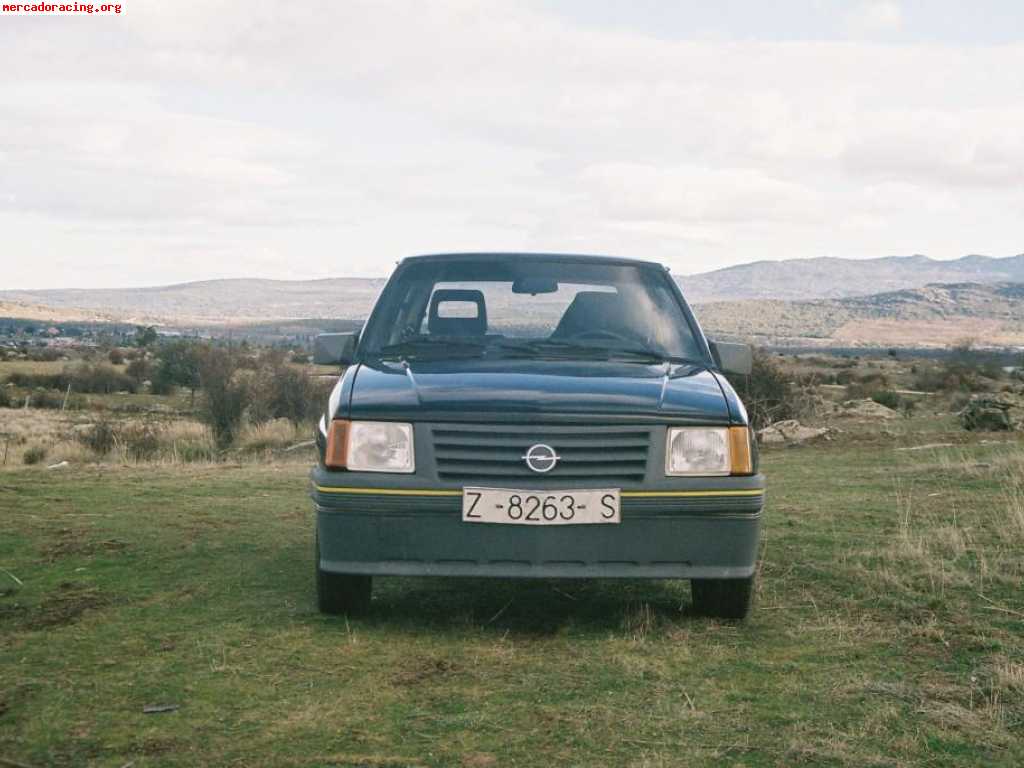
[0,408,313,469]
[238,418,310,455]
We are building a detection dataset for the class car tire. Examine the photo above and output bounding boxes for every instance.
[691,576,754,620]
[315,534,372,615]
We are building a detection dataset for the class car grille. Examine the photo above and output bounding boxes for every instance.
[429,423,652,484]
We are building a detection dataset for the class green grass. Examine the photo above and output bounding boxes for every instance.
[1,433,1023,767]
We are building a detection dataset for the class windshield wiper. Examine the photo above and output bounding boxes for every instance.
[487,338,605,359]
[374,337,487,360]
[488,338,690,364]
[602,346,701,365]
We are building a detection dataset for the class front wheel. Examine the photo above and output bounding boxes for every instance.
[315,534,372,615]
[691,576,754,620]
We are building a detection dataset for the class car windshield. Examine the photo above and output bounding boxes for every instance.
[360,258,705,363]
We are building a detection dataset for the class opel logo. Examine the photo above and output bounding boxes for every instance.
[523,443,560,473]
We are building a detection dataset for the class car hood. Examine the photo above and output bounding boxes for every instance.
[346,358,732,424]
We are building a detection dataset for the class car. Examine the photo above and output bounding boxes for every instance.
[310,253,764,619]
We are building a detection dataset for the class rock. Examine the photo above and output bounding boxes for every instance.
[835,399,900,420]
[757,419,831,445]
[960,397,1013,431]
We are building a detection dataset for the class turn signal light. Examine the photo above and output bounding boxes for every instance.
[728,426,754,475]
[325,419,350,469]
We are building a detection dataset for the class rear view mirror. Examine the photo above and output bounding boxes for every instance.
[709,341,753,376]
[512,277,558,295]
[314,332,358,366]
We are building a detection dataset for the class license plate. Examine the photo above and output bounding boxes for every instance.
[462,487,621,525]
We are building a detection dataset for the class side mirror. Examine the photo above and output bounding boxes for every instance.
[709,341,753,376]
[314,332,358,366]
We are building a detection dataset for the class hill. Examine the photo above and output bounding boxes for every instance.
[0,278,387,326]
[3,254,1024,348]
[698,282,1024,347]
[679,253,1024,302]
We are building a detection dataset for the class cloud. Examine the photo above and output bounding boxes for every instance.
[0,1,1022,288]
[845,1,904,36]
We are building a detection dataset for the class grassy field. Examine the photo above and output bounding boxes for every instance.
[2,429,1023,767]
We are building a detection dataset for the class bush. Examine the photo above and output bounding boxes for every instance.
[5,364,136,395]
[24,390,83,410]
[27,348,62,362]
[0,387,10,409]
[4,371,59,389]
[78,420,118,455]
[120,422,162,460]
[23,445,47,465]
[198,347,249,448]
[911,342,1004,393]
[108,348,125,365]
[871,390,902,410]
[73,363,137,394]
[249,359,328,425]
[152,341,201,399]
[844,372,890,401]
[126,358,152,386]
[172,439,216,463]
[726,350,816,431]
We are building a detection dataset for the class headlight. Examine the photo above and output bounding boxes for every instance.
[665,426,752,476]
[346,421,415,473]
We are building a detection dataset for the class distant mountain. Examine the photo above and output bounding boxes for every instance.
[678,253,1024,302]
[0,278,387,326]
[698,282,1024,348]
[4,254,1022,324]
[2,254,1024,347]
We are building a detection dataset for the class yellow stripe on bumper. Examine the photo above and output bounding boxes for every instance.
[313,485,764,499]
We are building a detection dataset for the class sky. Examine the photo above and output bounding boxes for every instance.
[1,0,1022,289]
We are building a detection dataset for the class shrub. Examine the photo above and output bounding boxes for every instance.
[911,342,1004,393]
[0,387,10,409]
[27,348,62,362]
[726,350,816,431]
[871,390,902,410]
[25,390,83,410]
[23,445,47,465]
[78,420,117,455]
[4,371,60,389]
[74,363,137,394]
[249,360,328,426]
[5,364,135,395]
[108,348,125,365]
[135,325,158,348]
[172,439,216,463]
[120,422,162,460]
[844,372,890,401]
[152,341,201,400]
[126,358,152,386]
[198,347,249,448]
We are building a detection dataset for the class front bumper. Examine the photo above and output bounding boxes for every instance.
[311,467,765,579]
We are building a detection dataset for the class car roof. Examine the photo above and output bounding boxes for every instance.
[399,252,668,270]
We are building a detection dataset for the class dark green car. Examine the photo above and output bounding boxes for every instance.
[312,253,764,618]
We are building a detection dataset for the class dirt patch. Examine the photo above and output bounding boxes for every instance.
[391,657,459,687]
[41,529,129,562]
[0,587,28,625]
[461,753,498,767]
[27,582,110,630]
[131,736,182,756]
